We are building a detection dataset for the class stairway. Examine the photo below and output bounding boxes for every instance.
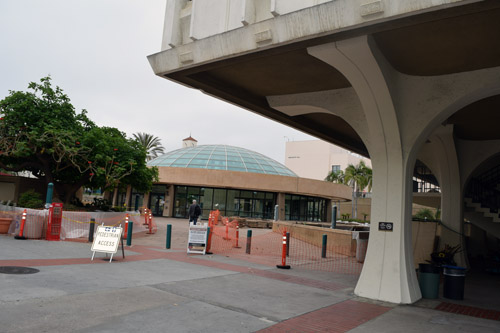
[464,197,500,223]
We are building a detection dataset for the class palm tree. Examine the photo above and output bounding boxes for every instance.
[324,169,345,184]
[344,161,372,219]
[133,132,165,161]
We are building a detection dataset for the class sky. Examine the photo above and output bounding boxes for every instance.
[0,0,316,164]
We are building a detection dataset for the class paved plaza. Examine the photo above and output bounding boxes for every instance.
[0,218,499,332]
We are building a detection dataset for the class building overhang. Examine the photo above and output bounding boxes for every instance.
[148,1,500,158]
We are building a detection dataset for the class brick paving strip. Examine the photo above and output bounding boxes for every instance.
[435,302,500,321]
[257,299,392,333]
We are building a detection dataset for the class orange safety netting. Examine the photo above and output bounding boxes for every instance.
[0,204,156,240]
[207,211,365,275]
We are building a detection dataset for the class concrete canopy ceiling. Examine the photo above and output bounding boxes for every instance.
[446,94,500,141]
[165,2,500,158]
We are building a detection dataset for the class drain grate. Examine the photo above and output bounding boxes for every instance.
[0,266,40,274]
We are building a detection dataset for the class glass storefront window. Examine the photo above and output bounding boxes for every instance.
[226,190,239,215]
[213,189,226,213]
[172,185,278,220]
[202,188,213,209]
[240,190,253,199]
[129,189,144,211]
[284,194,326,222]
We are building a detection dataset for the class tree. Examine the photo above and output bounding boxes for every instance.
[344,161,372,219]
[325,169,345,184]
[133,132,165,161]
[0,77,158,203]
[85,127,159,194]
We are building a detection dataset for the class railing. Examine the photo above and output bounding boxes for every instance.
[467,178,500,214]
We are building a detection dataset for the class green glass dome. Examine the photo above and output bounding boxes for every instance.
[148,145,297,177]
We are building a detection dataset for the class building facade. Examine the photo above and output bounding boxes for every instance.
[117,139,351,221]
[285,140,371,181]
[149,144,350,221]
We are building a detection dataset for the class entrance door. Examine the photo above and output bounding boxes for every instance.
[150,193,165,216]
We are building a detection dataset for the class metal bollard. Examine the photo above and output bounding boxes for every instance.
[321,234,327,258]
[166,224,172,249]
[246,230,252,254]
[206,225,213,254]
[331,205,337,229]
[88,218,95,242]
[126,221,134,246]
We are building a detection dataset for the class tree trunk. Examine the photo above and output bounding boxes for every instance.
[353,183,358,219]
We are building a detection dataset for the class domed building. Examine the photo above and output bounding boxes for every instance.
[120,137,351,222]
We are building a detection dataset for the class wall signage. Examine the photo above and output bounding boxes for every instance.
[378,222,394,231]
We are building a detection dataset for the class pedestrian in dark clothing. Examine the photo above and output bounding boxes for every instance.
[188,200,201,224]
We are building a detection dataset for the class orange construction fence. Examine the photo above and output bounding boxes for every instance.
[0,204,157,241]
[207,210,365,275]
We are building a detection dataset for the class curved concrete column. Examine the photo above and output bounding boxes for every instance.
[308,36,420,303]
[418,126,465,266]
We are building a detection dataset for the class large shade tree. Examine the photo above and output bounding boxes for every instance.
[133,132,165,161]
[0,77,158,204]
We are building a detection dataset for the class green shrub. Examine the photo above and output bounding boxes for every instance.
[413,208,435,221]
[18,189,44,209]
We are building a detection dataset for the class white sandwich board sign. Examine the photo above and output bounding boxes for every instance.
[187,222,208,254]
[91,225,123,262]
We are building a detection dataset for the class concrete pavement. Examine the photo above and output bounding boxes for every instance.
[0,217,499,332]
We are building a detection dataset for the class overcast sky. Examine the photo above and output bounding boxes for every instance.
[0,0,316,163]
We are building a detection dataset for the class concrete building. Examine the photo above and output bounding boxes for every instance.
[285,140,371,181]
[148,0,500,304]
[117,138,351,221]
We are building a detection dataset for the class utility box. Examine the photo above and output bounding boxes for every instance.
[46,203,63,241]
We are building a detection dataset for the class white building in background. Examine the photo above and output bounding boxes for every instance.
[285,140,371,181]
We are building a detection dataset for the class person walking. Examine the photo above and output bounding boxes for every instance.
[188,199,201,225]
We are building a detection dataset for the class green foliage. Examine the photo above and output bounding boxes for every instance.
[0,77,158,202]
[429,244,462,266]
[133,132,165,161]
[344,161,372,192]
[414,208,435,221]
[87,198,111,211]
[17,189,44,209]
[342,161,372,219]
[325,169,345,183]
[435,208,441,220]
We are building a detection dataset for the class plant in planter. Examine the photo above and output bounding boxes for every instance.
[429,244,462,267]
